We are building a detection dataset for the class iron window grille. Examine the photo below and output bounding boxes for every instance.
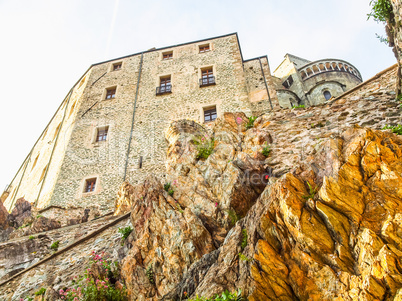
[156,77,172,95]
[200,69,215,87]
[204,107,217,122]
[84,178,97,193]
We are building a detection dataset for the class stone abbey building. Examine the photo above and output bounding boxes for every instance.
[1,33,362,214]
[273,53,362,108]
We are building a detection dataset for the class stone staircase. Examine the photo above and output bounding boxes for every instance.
[0,212,122,282]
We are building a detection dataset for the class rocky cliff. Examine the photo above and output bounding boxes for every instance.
[0,65,401,300]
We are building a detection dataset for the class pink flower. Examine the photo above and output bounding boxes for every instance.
[59,289,64,294]
[215,202,218,207]
[236,117,243,123]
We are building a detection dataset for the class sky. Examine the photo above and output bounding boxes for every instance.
[0,0,396,191]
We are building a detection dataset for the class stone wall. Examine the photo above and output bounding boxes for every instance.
[0,216,131,300]
[243,56,278,112]
[3,71,91,211]
[273,54,308,106]
[265,66,400,179]
[0,214,117,282]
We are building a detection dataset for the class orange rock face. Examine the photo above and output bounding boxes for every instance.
[120,177,215,300]
[187,127,402,301]
[119,123,402,300]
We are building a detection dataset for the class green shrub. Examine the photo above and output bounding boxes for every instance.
[261,144,271,157]
[34,287,46,296]
[241,229,248,249]
[36,214,44,219]
[228,209,240,226]
[245,116,257,130]
[168,189,174,196]
[368,0,393,23]
[398,94,402,108]
[193,136,215,160]
[146,263,154,284]
[60,251,128,301]
[18,222,32,230]
[177,204,184,214]
[164,182,171,192]
[238,253,251,262]
[188,289,243,301]
[50,240,59,251]
[118,226,133,242]
[292,104,305,109]
[303,181,318,200]
[383,124,402,135]
[29,235,35,240]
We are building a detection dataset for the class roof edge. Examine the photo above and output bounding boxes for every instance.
[330,64,397,103]
[92,32,239,67]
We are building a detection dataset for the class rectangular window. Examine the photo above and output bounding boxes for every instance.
[162,51,173,60]
[199,44,210,53]
[105,87,116,99]
[113,62,122,71]
[282,75,294,89]
[96,126,109,142]
[204,106,217,123]
[200,68,215,87]
[84,178,97,193]
[156,76,172,95]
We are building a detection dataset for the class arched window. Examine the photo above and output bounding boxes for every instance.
[324,91,332,101]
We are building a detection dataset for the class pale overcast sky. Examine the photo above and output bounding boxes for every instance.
[0,0,396,191]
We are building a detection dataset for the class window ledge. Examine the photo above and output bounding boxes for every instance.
[156,91,172,96]
[199,82,216,88]
[82,191,96,197]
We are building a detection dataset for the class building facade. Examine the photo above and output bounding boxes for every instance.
[2,33,277,213]
[2,35,363,214]
[273,54,362,108]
